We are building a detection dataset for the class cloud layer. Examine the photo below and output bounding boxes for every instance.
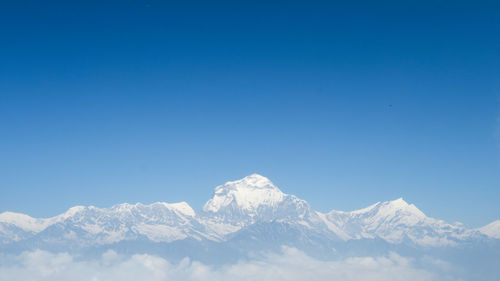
[0,247,459,281]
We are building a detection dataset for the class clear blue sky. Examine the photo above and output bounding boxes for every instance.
[1,1,499,227]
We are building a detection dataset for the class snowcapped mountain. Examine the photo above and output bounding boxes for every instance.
[0,212,53,233]
[204,174,285,214]
[0,174,496,253]
[319,198,478,246]
[0,201,206,246]
[201,174,325,237]
[478,220,500,239]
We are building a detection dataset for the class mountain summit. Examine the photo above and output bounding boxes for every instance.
[478,220,500,239]
[200,174,316,232]
[203,174,284,213]
[0,174,496,251]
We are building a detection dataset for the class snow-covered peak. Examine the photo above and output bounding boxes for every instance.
[344,198,425,219]
[224,174,281,192]
[106,201,195,217]
[0,211,48,232]
[237,173,277,187]
[0,211,34,224]
[0,206,93,233]
[203,174,285,213]
[478,220,500,239]
[380,198,426,218]
[321,198,469,246]
[158,201,195,217]
[60,206,86,218]
[388,197,409,208]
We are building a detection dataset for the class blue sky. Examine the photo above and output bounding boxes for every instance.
[0,1,499,227]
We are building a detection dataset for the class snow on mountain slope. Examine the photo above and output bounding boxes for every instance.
[0,212,51,233]
[59,201,205,244]
[203,174,285,214]
[201,174,328,237]
[0,205,115,233]
[478,220,500,238]
[0,174,494,249]
[0,208,98,244]
[1,201,204,245]
[320,198,477,246]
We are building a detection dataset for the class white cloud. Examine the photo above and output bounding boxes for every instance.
[0,247,459,281]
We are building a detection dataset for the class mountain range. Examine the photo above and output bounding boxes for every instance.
[1,174,498,259]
